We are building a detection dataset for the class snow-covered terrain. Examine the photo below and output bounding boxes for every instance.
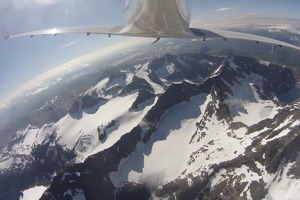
[4,92,154,164]
[1,52,300,200]
[20,186,48,200]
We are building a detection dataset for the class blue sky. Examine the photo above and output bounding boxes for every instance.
[0,0,300,104]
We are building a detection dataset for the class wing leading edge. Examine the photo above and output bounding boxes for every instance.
[2,25,300,51]
[194,28,300,51]
[1,25,127,39]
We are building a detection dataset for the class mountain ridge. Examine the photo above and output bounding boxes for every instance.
[41,55,299,200]
[1,53,300,200]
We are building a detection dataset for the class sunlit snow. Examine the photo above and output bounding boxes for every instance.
[8,92,155,163]
[20,186,48,200]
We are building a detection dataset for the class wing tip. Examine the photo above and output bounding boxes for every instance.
[1,30,11,40]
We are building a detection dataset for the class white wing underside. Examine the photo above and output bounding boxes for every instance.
[2,25,121,39]
[201,28,300,50]
[2,25,300,50]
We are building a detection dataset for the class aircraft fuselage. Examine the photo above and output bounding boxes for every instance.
[125,0,191,37]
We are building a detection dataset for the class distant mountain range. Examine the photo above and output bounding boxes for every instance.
[1,51,300,199]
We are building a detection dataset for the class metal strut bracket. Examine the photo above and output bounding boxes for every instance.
[152,38,161,44]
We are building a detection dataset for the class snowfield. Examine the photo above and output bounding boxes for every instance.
[20,186,48,200]
[8,92,155,163]
[1,53,300,200]
[225,73,278,127]
[110,94,208,188]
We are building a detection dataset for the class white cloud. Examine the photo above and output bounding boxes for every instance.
[11,0,31,9]
[10,0,61,9]
[216,7,235,12]
[60,41,78,49]
[291,37,299,41]
[0,37,152,106]
[191,14,300,30]
[35,0,61,5]
[0,100,11,111]
[267,25,300,35]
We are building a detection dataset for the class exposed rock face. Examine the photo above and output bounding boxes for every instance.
[69,95,107,115]
[1,53,300,200]
[38,55,299,200]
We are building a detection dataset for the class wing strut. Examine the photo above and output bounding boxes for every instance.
[152,38,161,44]
[270,44,274,54]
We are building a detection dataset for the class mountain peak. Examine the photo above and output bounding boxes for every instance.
[1,53,300,200]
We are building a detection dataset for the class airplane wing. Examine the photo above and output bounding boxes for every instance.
[2,25,300,51]
[189,27,300,51]
[1,25,127,39]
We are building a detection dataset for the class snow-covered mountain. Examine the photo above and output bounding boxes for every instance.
[1,53,300,200]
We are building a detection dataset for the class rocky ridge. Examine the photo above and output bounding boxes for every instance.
[0,54,299,200]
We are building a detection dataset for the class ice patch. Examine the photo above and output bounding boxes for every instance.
[0,157,21,170]
[63,189,86,200]
[266,162,300,200]
[125,73,134,84]
[20,186,48,200]
[225,74,277,126]
[136,62,165,94]
[106,76,126,90]
[259,59,271,66]
[250,127,270,138]
[212,64,224,77]
[155,61,176,80]
[87,77,109,95]
[273,116,293,131]
[233,102,277,127]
